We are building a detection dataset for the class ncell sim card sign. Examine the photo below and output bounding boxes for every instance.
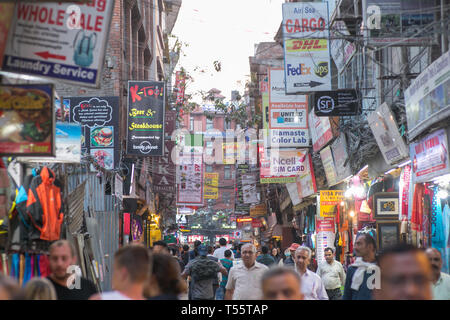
[2,1,114,87]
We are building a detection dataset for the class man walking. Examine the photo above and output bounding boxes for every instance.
[425,248,450,300]
[225,244,268,300]
[261,267,304,300]
[256,246,276,267]
[216,249,233,300]
[213,238,234,260]
[317,247,346,300]
[181,245,227,300]
[294,246,328,300]
[47,240,98,300]
[343,233,377,300]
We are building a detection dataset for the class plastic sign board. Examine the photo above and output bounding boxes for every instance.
[319,190,344,218]
[282,2,332,93]
[308,110,334,152]
[2,1,114,87]
[313,89,361,116]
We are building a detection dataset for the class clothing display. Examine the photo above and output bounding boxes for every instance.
[0,253,50,286]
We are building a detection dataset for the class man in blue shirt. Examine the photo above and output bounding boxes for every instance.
[216,249,233,300]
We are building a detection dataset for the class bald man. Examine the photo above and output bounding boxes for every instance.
[425,248,450,300]
[373,244,432,300]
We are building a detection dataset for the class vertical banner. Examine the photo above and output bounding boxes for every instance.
[204,172,219,199]
[175,71,186,105]
[399,164,411,219]
[68,96,119,170]
[127,81,165,156]
[282,2,331,93]
[0,3,15,66]
[309,110,334,152]
[176,153,204,207]
[331,133,352,182]
[320,145,338,186]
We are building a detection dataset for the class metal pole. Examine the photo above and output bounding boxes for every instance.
[441,0,448,54]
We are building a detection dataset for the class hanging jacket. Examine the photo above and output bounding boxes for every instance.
[25,167,64,241]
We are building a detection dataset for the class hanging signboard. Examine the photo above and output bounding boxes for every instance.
[316,217,335,232]
[268,68,309,147]
[204,172,218,199]
[0,84,55,156]
[319,190,344,218]
[68,96,119,170]
[404,50,450,140]
[286,182,301,206]
[330,20,356,74]
[127,81,165,156]
[368,102,409,165]
[362,0,435,47]
[260,149,309,184]
[410,129,450,183]
[308,110,335,152]
[250,204,267,217]
[297,153,317,198]
[176,153,204,207]
[2,1,114,87]
[282,2,331,93]
[331,133,352,182]
[313,89,361,116]
[320,146,338,186]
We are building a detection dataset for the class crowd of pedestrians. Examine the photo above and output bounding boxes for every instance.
[0,235,449,300]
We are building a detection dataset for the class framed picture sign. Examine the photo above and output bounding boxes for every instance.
[376,221,401,250]
[374,192,399,220]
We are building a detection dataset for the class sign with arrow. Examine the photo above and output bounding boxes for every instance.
[2,1,114,87]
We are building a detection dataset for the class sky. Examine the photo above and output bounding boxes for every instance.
[171,0,286,102]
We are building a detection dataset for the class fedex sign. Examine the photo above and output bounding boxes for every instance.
[286,64,311,76]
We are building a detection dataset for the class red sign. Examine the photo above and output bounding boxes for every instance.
[237,217,252,223]
[316,218,335,232]
[252,218,262,228]
[175,71,186,105]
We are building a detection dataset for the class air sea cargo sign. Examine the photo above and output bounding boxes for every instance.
[282,2,332,93]
[2,1,114,87]
[127,81,165,156]
[314,89,361,116]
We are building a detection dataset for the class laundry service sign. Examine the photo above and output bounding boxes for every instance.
[2,1,114,87]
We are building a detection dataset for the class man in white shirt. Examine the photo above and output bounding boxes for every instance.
[425,248,450,300]
[317,247,346,300]
[225,243,268,300]
[294,246,328,300]
[213,238,235,260]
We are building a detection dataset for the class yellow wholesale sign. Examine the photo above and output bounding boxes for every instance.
[320,190,344,218]
[204,173,218,199]
[223,142,237,164]
[204,186,218,199]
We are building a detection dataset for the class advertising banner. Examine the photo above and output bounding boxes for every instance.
[368,102,409,165]
[362,0,435,47]
[313,89,361,116]
[316,217,335,232]
[297,153,317,198]
[176,153,204,206]
[250,204,267,217]
[0,84,54,156]
[320,190,344,218]
[282,2,331,93]
[410,129,450,183]
[309,109,334,152]
[223,142,237,164]
[404,50,450,140]
[331,133,352,182]
[268,68,309,147]
[68,96,119,170]
[330,20,356,74]
[320,146,338,186]
[204,172,218,199]
[242,174,258,204]
[2,1,114,87]
[260,149,309,184]
[127,81,165,156]
[399,164,411,219]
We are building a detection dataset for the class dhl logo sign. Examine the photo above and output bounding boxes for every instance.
[286,39,328,52]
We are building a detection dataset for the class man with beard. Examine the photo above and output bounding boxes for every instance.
[425,248,450,300]
[47,240,98,300]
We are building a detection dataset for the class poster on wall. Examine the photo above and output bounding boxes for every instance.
[0,84,55,156]
[68,96,119,170]
[176,153,204,207]
[127,81,165,156]
[410,129,450,183]
[282,2,332,93]
[2,1,114,87]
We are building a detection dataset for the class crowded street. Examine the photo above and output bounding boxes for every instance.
[0,0,449,308]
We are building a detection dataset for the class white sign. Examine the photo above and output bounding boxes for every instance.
[308,110,334,152]
[2,1,114,87]
[286,182,301,206]
[176,154,204,206]
[282,2,332,93]
[317,231,335,265]
[269,149,308,177]
[115,173,123,201]
[330,20,356,74]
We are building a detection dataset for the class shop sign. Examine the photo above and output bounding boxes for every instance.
[308,110,334,152]
[250,204,267,217]
[252,218,262,228]
[176,153,204,206]
[2,1,114,87]
[319,190,344,218]
[316,232,335,265]
[313,89,361,116]
[368,102,409,165]
[0,84,55,156]
[410,129,450,183]
[242,174,258,204]
[0,3,15,66]
[320,146,338,186]
[399,164,411,219]
[237,217,253,223]
[286,182,301,206]
[204,186,218,199]
[223,142,237,164]
[362,0,435,47]
[282,2,332,93]
[127,81,165,156]
[405,50,450,140]
[260,149,309,184]
[286,153,317,203]
[316,217,335,232]
[330,20,356,74]
[235,204,250,215]
[204,172,218,200]
[187,235,204,243]
[267,68,309,147]
[331,133,352,182]
[68,96,119,170]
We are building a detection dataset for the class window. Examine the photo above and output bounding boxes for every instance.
[222,192,231,204]
[190,116,194,131]
[206,141,213,156]
[224,166,231,180]
[206,118,214,130]
[206,165,213,173]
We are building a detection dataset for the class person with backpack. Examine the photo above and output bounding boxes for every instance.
[181,245,227,300]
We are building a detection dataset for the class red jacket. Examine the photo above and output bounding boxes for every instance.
[26,167,64,241]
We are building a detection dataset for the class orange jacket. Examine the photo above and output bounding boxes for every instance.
[26,167,64,241]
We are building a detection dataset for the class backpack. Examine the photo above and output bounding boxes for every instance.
[73,30,97,67]
[190,257,218,281]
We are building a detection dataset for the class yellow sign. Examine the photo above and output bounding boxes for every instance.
[320,190,344,218]
[223,142,237,164]
[285,39,328,53]
[204,186,218,199]
[204,172,219,187]
[250,204,267,217]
